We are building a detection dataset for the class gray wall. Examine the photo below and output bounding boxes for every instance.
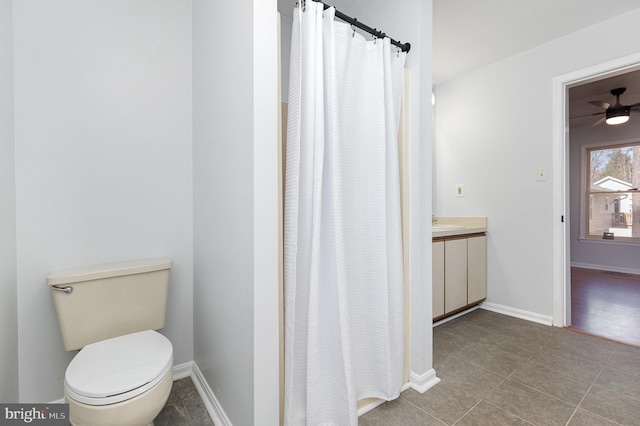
[193,1,254,423]
[0,0,19,403]
[12,0,193,402]
[193,0,279,424]
[570,120,640,271]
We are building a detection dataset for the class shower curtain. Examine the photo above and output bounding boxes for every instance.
[284,2,407,425]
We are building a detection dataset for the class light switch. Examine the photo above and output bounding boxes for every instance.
[456,184,464,197]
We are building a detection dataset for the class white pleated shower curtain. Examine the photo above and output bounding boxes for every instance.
[284,2,407,425]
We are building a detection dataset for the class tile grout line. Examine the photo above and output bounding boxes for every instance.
[563,344,617,426]
[438,329,544,425]
[436,321,559,424]
[480,399,536,426]
[540,328,637,425]
[479,331,546,393]
[428,312,636,426]
[450,400,482,426]
[480,329,584,425]
[400,398,449,426]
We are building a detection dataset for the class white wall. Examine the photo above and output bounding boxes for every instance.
[253,1,280,422]
[435,9,640,317]
[193,0,279,424]
[0,0,19,403]
[570,121,640,271]
[13,0,193,402]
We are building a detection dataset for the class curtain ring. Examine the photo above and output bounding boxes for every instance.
[352,18,357,38]
[397,46,400,57]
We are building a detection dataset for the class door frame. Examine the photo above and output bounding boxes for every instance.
[551,52,640,327]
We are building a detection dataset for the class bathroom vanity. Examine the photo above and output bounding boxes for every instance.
[432,217,487,321]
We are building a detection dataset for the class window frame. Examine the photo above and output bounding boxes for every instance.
[580,139,640,244]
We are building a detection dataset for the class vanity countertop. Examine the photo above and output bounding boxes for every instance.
[432,216,487,238]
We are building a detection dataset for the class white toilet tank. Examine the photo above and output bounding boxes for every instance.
[48,258,172,351]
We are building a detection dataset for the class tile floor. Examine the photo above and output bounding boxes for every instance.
[155,310,640,425]
[359,309,640,426]
[155,377,213,426]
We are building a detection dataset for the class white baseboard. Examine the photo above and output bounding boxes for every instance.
[173,361,193,380]
[480,302,553,326]
[191,362,232,426]
[571,262,640,276]
[409,369,440,394]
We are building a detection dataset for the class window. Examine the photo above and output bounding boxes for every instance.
[585,142,640,241]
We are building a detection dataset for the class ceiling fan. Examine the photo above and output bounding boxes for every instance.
[575,87,640,126]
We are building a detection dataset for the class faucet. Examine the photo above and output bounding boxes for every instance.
[432,214,438,224]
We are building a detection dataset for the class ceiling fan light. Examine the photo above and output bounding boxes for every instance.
[606,115,629,125]
[605,106,630,125]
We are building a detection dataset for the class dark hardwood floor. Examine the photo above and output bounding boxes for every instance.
[571,267,640,347]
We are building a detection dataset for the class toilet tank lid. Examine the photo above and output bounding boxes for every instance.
[47,258,172,286]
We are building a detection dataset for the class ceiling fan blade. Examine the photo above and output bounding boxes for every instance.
[629,101,640,109]
[591,117,606,127]
[588,100,610,109]
[570,111,605,119]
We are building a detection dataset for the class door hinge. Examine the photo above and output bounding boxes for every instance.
[561,215,564,223]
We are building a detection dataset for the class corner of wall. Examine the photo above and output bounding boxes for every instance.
[0,0,19,403]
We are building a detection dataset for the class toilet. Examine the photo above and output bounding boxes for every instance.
[48,258,174,426]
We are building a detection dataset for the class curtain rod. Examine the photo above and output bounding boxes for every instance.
[305,0,411,53]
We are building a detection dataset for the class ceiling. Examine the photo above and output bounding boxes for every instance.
[434,0,640,84]
[279,0,640,84]
[277,0,640,127]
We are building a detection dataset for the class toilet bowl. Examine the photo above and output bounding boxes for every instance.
[48,258,174,426]
[64,330,173,426]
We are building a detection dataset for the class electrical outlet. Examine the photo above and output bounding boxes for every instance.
[456,184,464,197]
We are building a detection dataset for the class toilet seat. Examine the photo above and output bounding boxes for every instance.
[64,330,173,406]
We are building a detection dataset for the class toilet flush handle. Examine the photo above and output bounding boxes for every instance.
[52,286,73,294]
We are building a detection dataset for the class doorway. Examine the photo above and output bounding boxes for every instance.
[553,53,640,346]
[570,267,640,346]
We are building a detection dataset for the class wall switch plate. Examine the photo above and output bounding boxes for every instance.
[537,168,547,182]
[456,184,464,197]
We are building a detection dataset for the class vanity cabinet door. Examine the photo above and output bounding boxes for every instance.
[432,241,445,318]
[444,238,468,313]
[467,235,487,304]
